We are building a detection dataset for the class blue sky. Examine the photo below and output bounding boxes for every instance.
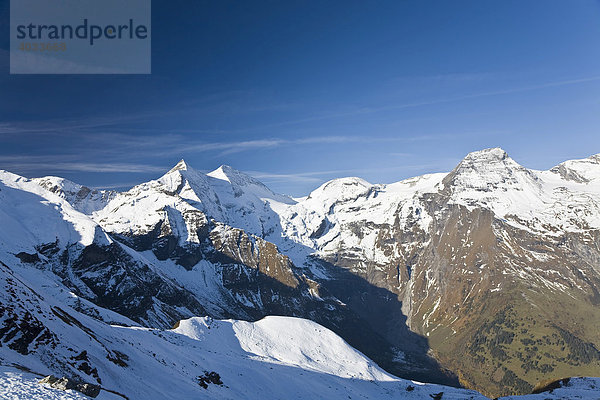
[1,0,600,195]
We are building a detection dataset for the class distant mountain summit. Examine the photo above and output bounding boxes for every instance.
[550,153,600,183]
[33,175,116,214]
[1,148,600,398]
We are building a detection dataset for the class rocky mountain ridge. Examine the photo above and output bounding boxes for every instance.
[1,148,600,397]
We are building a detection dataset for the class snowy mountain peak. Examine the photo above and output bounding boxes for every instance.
[306,177,374,204]
[208,165,295,205]
[156,159,216,196]
[587,153,600,163]
[550,153,600,183]
[319,177,372,194]
[208,164,260,186]
[0,169,30,184]
[168,159,190,173]
[0,171,111,250]
[33,176,81,193]
[441,147,542,211]
[444,148,526,185]
[461,147,510,164]
[213,164,235,174]
[447,147,528,180]
[33,176,116,214]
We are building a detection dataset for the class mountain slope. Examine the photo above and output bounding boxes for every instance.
[86,161,454,384]
[0,251,487,400]
[2,148,600,397]
[272,148,600,396]
[33,176,116,215]
[1,166,452,386]
[57,151,600,395]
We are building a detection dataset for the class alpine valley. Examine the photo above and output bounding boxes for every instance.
[1,148,600,399]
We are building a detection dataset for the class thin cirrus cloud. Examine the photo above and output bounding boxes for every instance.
[168,131,495,158]
[181,136,361,156]
[110,134,447,159]
[0,156,167,174]
[1,132,481,174]
[2,73,593,137]
[4,74,594,139]
[173,74,600,134]
[328,75,600,120]
[247,162,450,185]
[23,134,375,158]
[2,74,594,180]
[0,135,363,174]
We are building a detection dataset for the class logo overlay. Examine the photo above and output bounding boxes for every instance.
[10,0,151,74]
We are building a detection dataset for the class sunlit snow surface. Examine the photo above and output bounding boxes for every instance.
[2,149,600,399]
[91,149,600,269]
[0,263,487,399]
[500,377,600,399]
[0,171,111,251]
[0,367,93,400]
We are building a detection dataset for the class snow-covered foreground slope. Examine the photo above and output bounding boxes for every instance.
[0,255,487,400]
[175,316,394,381]
[500,377,600,400]
[4,362,598,400]
[0,367,91,400]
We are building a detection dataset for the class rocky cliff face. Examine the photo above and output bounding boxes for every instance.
[2,148,600,397]
[1,166,452,387]
[276,148,600,396]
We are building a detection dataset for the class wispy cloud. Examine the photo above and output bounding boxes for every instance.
[2,73,593,143]
[182,135,361,156]
[247,172,325,184]
[1,73,595,184]
[172,75,600,133]
[342,76,600,117]
[89,181,143,190]
[0,123,494,166]
[0,91,298,138]
[0,156,167,174]
[247,161,452,185]
[388,71,500,86]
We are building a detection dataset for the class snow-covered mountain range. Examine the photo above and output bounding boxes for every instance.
[1,148,600,398]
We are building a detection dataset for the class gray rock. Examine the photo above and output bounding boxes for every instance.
[38,375,100,398]
[76,382,101,398]
[52,377,77,391]
[38,375,58,385]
